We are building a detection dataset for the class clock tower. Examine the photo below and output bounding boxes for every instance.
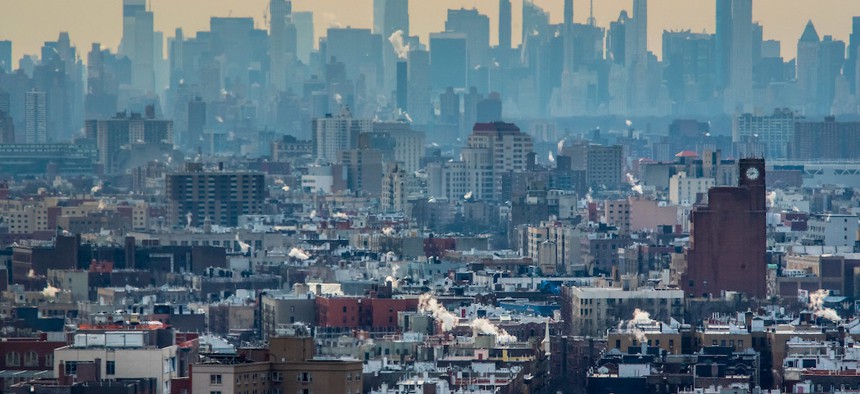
[682,158,768,298]
[739,158,766,211]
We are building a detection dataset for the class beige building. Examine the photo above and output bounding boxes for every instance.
[193,337,363,394]
[669,172,715,206]
[564,283,684,337]
[54,330,185,394]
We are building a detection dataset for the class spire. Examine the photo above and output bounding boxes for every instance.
[800,20,820,43]
[588,0,596,26]
[541,318,551,356]
[564,0,573,26]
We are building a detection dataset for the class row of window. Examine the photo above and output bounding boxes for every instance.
[5,351,51,367]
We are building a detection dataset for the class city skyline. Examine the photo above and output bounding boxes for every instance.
[2,0,860,64]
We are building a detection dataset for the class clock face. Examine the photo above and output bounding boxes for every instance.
[745,167,760,181]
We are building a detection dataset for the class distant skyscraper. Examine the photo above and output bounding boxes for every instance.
[293,12,314,65]
[631,0,648,61]
[727,0,753,111]
[25,91,47,144]
[797,21,820,113]
[0,40,11,72]
[498,0,511,52]
[187,98,206,149]
[715,0,732,90]
[848,17,860,94]
[563,0,574,75]
[374,0,409,95]
[269,0,296,90]
[445,8,491,68]
[121,0,155,92]
[522,0,550,44]
[430,33,468,90]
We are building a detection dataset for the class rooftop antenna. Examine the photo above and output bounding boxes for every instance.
[588,0,597,26]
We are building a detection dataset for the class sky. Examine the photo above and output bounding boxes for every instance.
[0,0,859,64]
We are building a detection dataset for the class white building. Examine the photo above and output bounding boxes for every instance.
[54,329,184,394]
[669,172,714,206]
[805,214,859,247]
[311,110,372,164]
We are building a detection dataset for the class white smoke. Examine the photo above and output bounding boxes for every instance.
[463,191,473,200]
[27,269,37,279]
[385,262,400,289]
[585,188,594,204]
[333,212,349,220]
[235,234,251,254]
[619,308,652,343]
[334,93,343,105]
[809,289,842,322]
[626,119,633,128]
[767,191,777,208]
[626,173,644,195]
[419,294,458,332]
[97,199,107,211]
[322,12,343,28]
[557,138,566,154]
[91,182,103,194]
[388,30,410,60]
[548,151,555,163]
[288,247,310,261]
[186,212,193,229]
[282,185,290,192]
[471,318,517,344]
[309,210,317,219]
[41,284,60,298]
[382,227,395,236]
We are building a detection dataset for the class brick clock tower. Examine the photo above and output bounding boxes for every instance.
[683,158,767,298]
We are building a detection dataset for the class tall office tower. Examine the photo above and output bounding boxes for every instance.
[166,166,266,228]
[848,17,860,94]
[499,0,512,52]
[683,159,767,298]
[293,12,314,65]
[120,0,146,55]
[439,87,461,134]
[374,0,409,95]
[818,35,845,114]
[445,8,491,69]
[187,98,206,149]
[0,40,11,72]
[796,21,820,114]
[522,1,550,44]
[430,33,468,90]
[562,0,574,75]
[311,109,373,164]
[727,0,753,111]
[339,148,384,196]
[715,0,732,90]
[269,0,296,90]
[407,49,431,124]
[632,0,647,61]
[121,0,155,93]
[25,91,47,144]
[0,90,13,143]
[396,61,408,111]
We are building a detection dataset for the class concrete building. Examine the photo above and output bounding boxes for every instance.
[563,283,684,337]
[562,142,623,190]
[734,109,802,159]
[804,214,859,247]
[260,292,317,340]
[85,111,173,175]
[339,148,383,196]
[165,166,266,228]
[53,326,188,394]
[311,110,372,164]
[464,122,534,201]
[25,91,48,144]
[362,122,426,174]
[669,172,715,206]
[192,336,362,394]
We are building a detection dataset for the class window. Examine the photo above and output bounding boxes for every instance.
[45,354,53,367]
[24,351,39,367]
[6,351,20,367]
[298,372,312,382]
[106,360,116,375]
[210,374,222,385]
[64,361,77,375]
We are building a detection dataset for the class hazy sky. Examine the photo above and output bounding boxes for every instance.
[1,0,859,64]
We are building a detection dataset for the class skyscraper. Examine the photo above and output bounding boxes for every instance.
[0,40,11,73]
[293,11,314,65]
[727,0,753,111]
[498,0,512,52]
[269,0,296,90]
[25,91,47,144]
[311,109,373,164]
[374,0,409,95]
[121,0,155,93]
[563,0,574,75]
[445,8,491,68]
[796,21,820,114]
[633,0,647,61]
[715,0,733,90]
[430,33,468,90]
